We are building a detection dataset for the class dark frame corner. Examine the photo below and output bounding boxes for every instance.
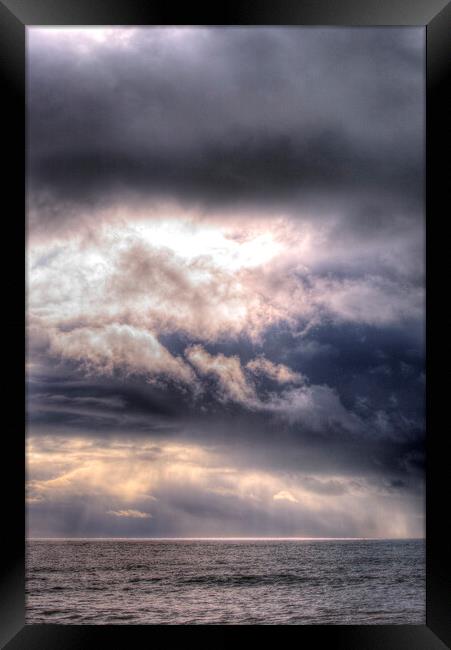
[1,0,449,647]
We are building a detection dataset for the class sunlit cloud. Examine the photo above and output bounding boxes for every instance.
[28,211,423,385]
[49,323,196,386]
[107,509,152,519]
[186,345,258,406]
[273,491,299,503]
[26,435,424,538]
[246,356,304,385]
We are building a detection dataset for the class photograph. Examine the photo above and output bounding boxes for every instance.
[25,26,426,626]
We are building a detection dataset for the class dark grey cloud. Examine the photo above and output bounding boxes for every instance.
[28,27,424,233]
[27,317,425,487]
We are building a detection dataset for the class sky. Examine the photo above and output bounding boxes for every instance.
[26,27,425,539]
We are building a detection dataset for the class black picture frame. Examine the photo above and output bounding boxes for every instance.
[1,0,449,647]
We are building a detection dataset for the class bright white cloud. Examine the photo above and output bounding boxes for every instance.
[28,211,423,372]
[107,509,152,519]
[273,490,299,503]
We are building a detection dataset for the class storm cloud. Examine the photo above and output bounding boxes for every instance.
[26,27,425,538]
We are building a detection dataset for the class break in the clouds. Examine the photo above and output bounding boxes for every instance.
[26,27,425,539]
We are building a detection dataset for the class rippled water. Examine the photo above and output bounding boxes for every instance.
[26,539,425,624]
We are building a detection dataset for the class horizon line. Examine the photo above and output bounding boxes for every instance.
[27,536,425,541]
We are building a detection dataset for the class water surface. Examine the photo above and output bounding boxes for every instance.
[26,539,425,624]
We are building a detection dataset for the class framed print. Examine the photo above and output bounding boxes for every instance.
[1,0,450,648]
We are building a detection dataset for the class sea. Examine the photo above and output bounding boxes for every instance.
[26,538,425,625]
